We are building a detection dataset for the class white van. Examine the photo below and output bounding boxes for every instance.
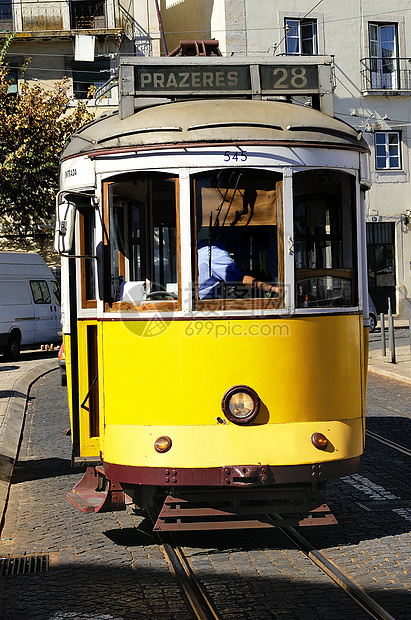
[0,252,61,360]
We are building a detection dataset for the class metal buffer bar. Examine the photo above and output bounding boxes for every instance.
[153,489,337,531]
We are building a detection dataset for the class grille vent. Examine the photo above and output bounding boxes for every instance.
[0,553,49,576]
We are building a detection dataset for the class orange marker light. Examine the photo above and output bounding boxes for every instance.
[154,436,172,453]
[311,432,328,450]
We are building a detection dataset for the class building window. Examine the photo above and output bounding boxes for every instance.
[0,0,12,24]
[72,59,111,99]
[70,0,106,29]
[5,69,17,94]
[285,18,317,55]
[369,23,399,89]
[366,222,396,313]
[375,132,401,170]
[0,0,13,22]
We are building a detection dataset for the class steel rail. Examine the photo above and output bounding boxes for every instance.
[366,430,411,457]
[276,522,397,620]
[146,508,221,620]
[366,399,411,419]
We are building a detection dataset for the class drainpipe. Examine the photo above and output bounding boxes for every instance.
[154,0,168,56]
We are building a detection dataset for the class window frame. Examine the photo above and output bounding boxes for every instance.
[284,18,318,55]
[103,173,181,313]
[293,169,358,309]
[362,15,405,94]
[191,168,284,312]
[78,206,98,309]
[278,11,324,56]
[30,280,52,304]
[368,22,399,90]
[374,131,401,170]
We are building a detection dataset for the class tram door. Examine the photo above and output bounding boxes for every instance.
[75,202,101,458]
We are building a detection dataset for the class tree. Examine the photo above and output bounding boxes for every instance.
[0,36,94,237]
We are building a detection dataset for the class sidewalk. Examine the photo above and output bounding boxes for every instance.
[368,322,411,385]
[0,348,58,524]
[368,342,411,385]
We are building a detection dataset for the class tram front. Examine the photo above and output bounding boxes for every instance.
[56,58,371,531]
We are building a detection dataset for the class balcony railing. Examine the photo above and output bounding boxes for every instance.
[0,1,151,55]
[0,0,130,34]
[361,57,411,93]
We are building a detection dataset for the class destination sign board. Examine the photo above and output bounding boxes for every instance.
[132,63,319,96]
[260,64,318,93]
[135,65,251,93]
[119,57,333,118]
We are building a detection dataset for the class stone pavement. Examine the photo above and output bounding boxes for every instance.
[0,348,59,524]
[368,322,411,385]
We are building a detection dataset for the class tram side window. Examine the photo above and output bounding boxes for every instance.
[193,169,282,306]
[107,174,178,307]
[78,206,97,307]
[293,170,357,308]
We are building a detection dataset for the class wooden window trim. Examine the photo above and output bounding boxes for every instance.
[103,175,181,313]
[79,209,97,309]
[193,175,284,312]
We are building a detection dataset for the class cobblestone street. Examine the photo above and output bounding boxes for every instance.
[0,370,191,620]
[0,370,410,619]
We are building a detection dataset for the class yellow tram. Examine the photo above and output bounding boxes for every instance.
[55,56,371,530]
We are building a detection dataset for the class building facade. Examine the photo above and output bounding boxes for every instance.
[0,0,162,112]
[161,0,411,318]
[0,0,163,260]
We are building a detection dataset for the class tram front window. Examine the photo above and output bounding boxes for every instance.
[106,173,178,307]
[193,169,283,307]
[293,170,357,308]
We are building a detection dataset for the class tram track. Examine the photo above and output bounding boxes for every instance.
[366,429,411,457]
[146,509,222,620]
[275,523,397,620]
[146,501,397,620]
[366,398,411,418]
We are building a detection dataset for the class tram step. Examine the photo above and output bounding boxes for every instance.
[66,490,97,513]
[66,466,126,513]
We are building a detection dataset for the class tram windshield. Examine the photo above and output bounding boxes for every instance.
[293,170,357,308]
[193,169,283,308]
[106,173,178,306]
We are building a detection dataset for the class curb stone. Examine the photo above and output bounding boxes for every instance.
[0,360,58,525]
[368,365,411,385]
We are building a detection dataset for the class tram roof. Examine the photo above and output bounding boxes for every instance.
[61,99,369,160]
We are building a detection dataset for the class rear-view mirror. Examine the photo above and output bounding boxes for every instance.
[54,200,76,254]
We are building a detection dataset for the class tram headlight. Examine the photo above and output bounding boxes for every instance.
[154,436,172,453]
[311,432,328,450]
[221,385,260,424]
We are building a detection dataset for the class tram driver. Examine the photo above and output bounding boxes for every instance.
[195,169,281,301]
[197,234,279,300]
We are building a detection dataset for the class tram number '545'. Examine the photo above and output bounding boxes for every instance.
[224,151,248,162]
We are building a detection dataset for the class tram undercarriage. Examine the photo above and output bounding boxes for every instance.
[66,457,361,530]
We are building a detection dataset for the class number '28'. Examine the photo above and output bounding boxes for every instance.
[272,67,308,89]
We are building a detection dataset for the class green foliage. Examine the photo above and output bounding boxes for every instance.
[0,37,94,236]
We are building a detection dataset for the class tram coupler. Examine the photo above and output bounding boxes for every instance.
[66,466,126,513]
